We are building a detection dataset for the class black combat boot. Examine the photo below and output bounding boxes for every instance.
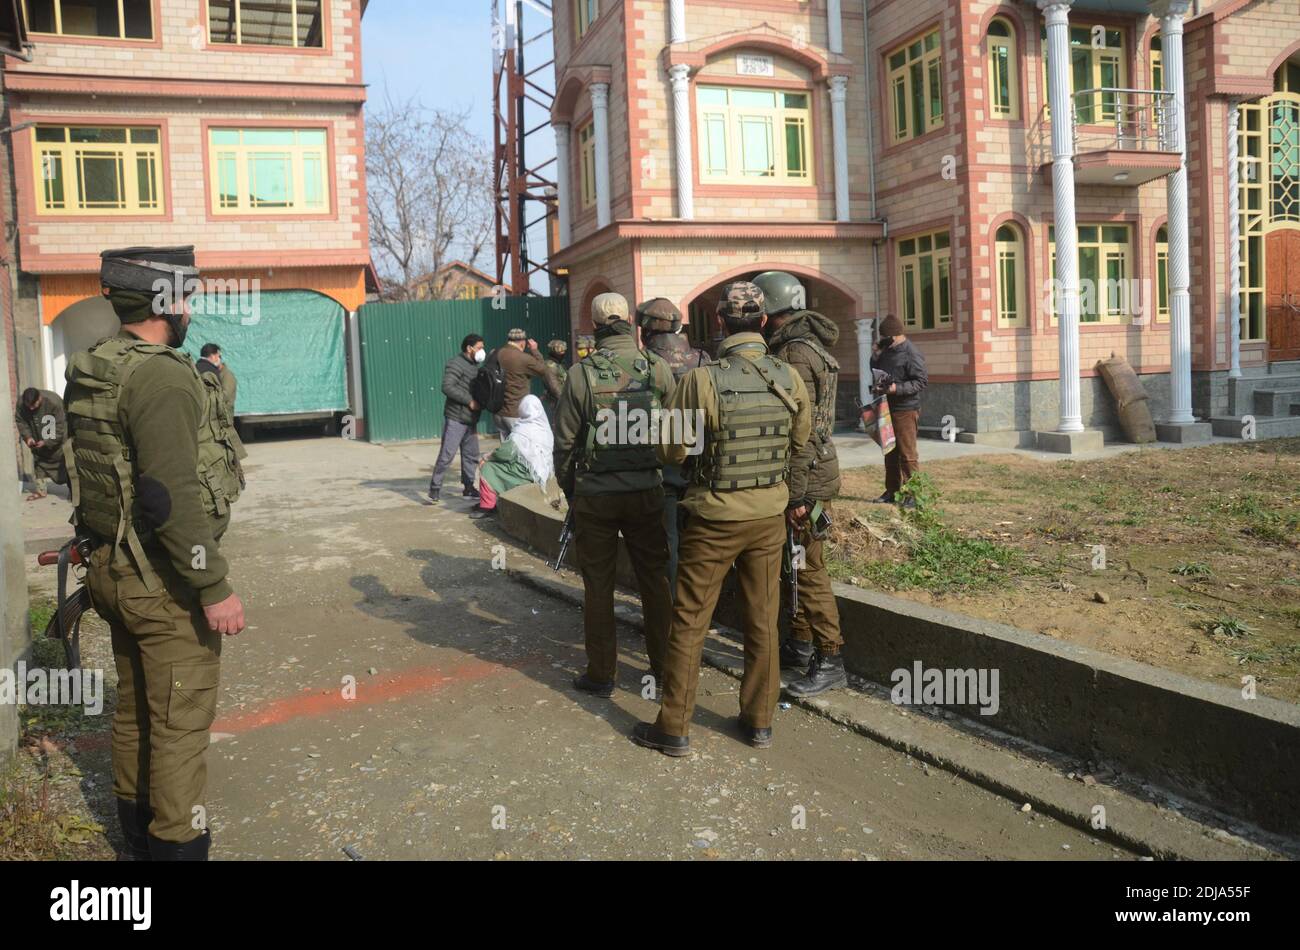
[779,637,814,673]
[147,830,211,861]
[737,718,772,749]
[116,799,153,861]
[785,651,848,698]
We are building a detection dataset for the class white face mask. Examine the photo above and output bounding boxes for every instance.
[474,349,486,364]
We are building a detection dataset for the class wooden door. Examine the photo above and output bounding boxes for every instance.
[1266,229,1300,362]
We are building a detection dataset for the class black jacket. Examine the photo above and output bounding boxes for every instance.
[870,338,928,413]
[442,353,482,425]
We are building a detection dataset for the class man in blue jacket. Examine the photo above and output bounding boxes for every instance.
[430,334,485,504]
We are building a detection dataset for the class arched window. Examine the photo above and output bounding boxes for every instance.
[995,224,1026,328]
[987,18,1019,120]
[1155,226,1169,323]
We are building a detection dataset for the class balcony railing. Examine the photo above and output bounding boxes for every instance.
[1072,88,1177,154]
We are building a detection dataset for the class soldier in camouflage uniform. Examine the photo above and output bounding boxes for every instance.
[553,293,676,695]
[541,339,569,426]
[636,298,710,598]
[64,247,247,861]
[632,282,811,756]
[753,271,847,697]
[574,335,596,361]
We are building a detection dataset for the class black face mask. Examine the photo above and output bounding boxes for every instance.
[878,335,894,349]
[164,312,189,348]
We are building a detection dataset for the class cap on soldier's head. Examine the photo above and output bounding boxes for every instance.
[507,327,527,342]
[100,246,199,323]
[636,297,682,334]
[752,271,804,316]
[717,281,766,320]
[576,334,596,353]
[547,338,568,355]
[591,292,629,326]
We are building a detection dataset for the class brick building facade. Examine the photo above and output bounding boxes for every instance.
[548,0,1300,445]
[3,0,371,407]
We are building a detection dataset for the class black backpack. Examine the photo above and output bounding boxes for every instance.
[471,348,507,414]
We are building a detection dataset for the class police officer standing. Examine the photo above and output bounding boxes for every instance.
[753,271,847,697]
[636,298,710,598]
[64,247,247,861]
[553,293,676,695]
[541,338,569,426]
[632,282,811,755]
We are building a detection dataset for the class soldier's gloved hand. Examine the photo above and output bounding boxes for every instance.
[786,503,809,527]
[204,592,247,636]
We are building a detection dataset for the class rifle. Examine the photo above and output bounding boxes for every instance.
[783,523,800,620]
[36,535,95,672]
[553,508,575,571]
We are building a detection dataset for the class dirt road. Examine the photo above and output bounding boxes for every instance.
[24,434,1133,860]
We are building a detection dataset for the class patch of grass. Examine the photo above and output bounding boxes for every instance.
[0,767,104,860]
[1172,561,1213,578]
[836,474,1028,593]
[1203,616,1254,639]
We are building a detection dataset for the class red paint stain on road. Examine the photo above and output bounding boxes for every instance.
[213,657,510,736]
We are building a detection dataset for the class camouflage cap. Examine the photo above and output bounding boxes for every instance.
[635,297,682,334]
[717,281,766,320]
[547,338,568,355]
[507,327,527,342]
[591,292,629,326]
[575,335,596,354]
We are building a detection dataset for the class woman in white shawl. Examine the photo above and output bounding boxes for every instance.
[471,394,554,517]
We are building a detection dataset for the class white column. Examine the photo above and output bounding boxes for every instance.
[1227,98,1242,378]
[855,318,874,407]
[830,76,851,222]
[827,0,843,55]
[553,122,573,249]
[41,323,57,392]
[1159,0,1195,423]
[669,0,686,44]
[670,64,696,220]
[590,82,612,229]
[1040,0,1082,432]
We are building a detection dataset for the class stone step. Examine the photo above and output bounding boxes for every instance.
[1252,388,1300,417]
[1211,414,1300,440]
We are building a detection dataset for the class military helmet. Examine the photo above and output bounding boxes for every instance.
[636,297,682,334]
[752,271,805,316]
[547,338,568,357]
[575,334,596,358]
[717,281,765,320]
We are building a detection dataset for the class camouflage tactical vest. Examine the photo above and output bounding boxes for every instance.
[64,337,245,589]
[781,332,839,443]
[700,353,796,491]
[580,347,665,475]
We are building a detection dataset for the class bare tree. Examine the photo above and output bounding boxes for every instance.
[366,95,494,302]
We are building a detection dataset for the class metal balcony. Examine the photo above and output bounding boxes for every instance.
[1070,87,1182,186]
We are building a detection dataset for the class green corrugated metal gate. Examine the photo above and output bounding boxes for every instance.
[357,296,571,442]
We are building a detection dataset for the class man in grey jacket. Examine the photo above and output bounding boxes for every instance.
[430,334,485,504]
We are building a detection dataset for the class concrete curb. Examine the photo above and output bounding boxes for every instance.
[510,567,1282,861]
[494,486,1300,843]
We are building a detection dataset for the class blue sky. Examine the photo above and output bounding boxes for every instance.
[362,2,498,141]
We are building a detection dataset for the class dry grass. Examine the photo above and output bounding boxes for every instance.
[831,438,1300,702]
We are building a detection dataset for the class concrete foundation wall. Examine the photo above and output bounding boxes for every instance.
[497,488,1300,837]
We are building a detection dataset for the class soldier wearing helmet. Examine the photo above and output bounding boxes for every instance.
[631,281,811,757]
[752,270,846,698]
[635,297,711,598]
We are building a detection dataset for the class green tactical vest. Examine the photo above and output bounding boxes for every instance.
[783,333,839,443]
[580,347,664,475]
[700,353,797,491]
[63,337,245,588]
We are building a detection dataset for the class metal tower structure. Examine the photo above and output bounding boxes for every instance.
[493,0,558,296]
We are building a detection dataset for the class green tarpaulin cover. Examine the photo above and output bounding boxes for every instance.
[183,289,348,416]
